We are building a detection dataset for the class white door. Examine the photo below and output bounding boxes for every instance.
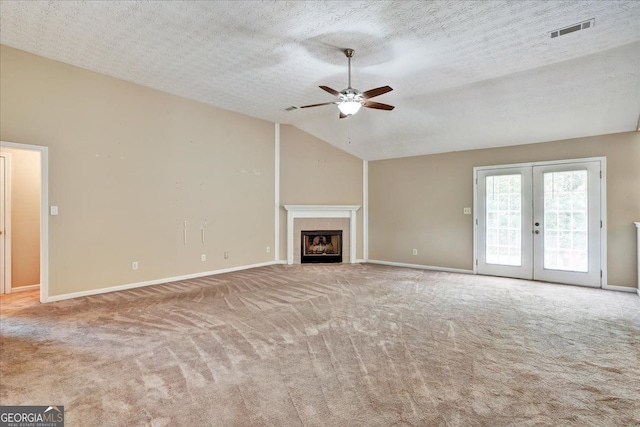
[477,167,533,279]
[477,160,602,287]
[532,162,601,287]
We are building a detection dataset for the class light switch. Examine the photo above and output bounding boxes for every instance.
[50,206,59,215]
[463,207,472,215]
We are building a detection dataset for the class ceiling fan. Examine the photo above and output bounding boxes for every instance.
[300,48,394,119]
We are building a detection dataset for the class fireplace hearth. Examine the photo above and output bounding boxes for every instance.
[301,230,343,263]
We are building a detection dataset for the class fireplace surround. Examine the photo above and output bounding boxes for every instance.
[284,205,360,265]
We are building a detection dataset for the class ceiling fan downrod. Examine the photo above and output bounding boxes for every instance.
[344,48,354,89]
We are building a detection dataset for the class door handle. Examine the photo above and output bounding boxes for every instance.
[534,222,540,226]
[534,230,540,234]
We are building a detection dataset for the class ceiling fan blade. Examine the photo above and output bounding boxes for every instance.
[299,102,336,109]
[363,100,395,111]
[319,86,340,96]
[362,85,393,99]
[339,112,347,119]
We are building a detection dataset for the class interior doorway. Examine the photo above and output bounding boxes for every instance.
[474,158,606,288]
[0,141,49,303]
[0,153,10,294]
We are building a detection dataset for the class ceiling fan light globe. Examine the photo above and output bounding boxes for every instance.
[338,101,362,116]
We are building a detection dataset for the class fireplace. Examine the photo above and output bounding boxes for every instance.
[284,205,360,264]
[301,230,343,263]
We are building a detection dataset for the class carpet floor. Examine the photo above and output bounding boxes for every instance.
[1,264,639,426]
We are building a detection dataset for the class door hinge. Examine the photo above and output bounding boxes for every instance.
[600,270,603,278]
[475,178,478,185]
[600,171,602,179]
[475,219,478,225]
[476,259,478,266]
[600,220,603,228]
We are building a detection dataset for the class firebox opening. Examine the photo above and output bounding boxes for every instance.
[301,230,343,264]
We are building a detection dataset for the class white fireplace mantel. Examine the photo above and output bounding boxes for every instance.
[284,205,360,265]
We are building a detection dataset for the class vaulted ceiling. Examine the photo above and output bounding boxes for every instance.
[1,1,639,160]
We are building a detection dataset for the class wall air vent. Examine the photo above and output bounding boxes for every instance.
[284,106,298,111]
[550,19,595,38]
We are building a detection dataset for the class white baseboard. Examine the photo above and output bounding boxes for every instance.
[367,260,474,274]
[368,261,637,293]
[44,261,281,303]
[355,259,365,263]
[10,284,40,293]
[42,260,635,303]
[601,284,638,293]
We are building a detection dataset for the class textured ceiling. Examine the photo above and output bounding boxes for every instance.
[1,1,639,160]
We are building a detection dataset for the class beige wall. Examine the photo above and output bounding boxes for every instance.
[279,125,363,261]
[0,45,275,297]
[369,132,640,288]
[0,147,41,288]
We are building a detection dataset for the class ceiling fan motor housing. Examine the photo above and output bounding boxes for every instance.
[340,88,363,104]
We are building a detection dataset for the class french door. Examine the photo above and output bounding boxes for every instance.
[476,160,602,287]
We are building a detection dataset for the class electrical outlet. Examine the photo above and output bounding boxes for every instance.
[412,249,418,256]
[132,261,139,270]
[463,207,472,215]
[266,246,271,253]
[201,254,206,262]
[224,252,229,259]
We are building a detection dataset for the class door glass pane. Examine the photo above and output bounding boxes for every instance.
[486,174,521,266]
[543,170,588,272]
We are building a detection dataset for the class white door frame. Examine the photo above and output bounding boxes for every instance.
[473,157,607,288]
[0,152,12,294]
[0,141,49,303]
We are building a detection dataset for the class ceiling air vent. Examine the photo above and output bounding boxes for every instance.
[283,106,298,112]
[550,19,595,38]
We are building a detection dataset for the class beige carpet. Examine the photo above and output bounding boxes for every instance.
[1,264,639,426]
